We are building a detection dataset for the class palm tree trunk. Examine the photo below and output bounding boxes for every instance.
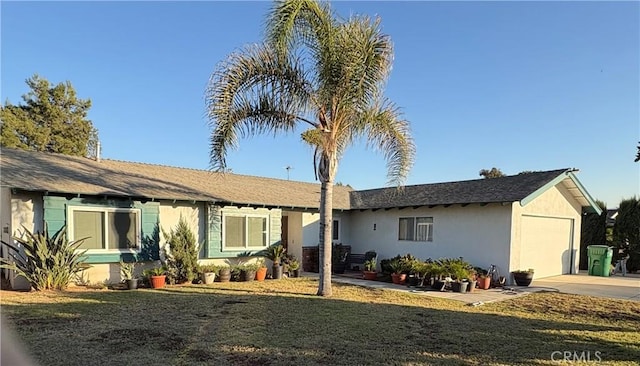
[317,178,333,296]
[317,150,336,297]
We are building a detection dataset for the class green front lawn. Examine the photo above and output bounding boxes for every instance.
[1,278,639,365]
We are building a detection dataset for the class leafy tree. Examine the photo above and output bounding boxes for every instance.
[206,0,415,296]
[613,197,640,272]
[579,200,607,270]
[0,74,99,157]
[479,167,505,179]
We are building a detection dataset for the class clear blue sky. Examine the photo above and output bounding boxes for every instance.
[2,1,638,207]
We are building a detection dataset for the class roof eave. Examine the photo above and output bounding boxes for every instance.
[519,170,603,215]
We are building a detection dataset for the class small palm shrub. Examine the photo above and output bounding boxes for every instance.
[162,217,199,284]
[0,224,87,291]
[364,258,376,272]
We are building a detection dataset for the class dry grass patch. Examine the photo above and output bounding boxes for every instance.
[1,278,638,366]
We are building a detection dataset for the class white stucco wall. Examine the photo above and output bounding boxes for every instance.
[348,204,513,272]
[76,262,159,285]
[302,212,319,246]
[5,191,44,290]
[299,211,350,247]
[159,201,206,251]
[510,182,583,277]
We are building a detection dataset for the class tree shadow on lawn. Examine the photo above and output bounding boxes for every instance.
[1,288,639,366]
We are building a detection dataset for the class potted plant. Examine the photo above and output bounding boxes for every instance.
[362,257,377,280]
[412,261,433,287]
[448,263,468,293]
[288,259,301,278]
[473,267,489,289]
[512,269,534,286]
[218,266,231,282]
[240,263,259,282]
[119,260,138,290]
[263,244,285,279]
[199,264,217,284]
[255,258,268,281]
[429,262,447,290]
[389,259,406,284]
[406,258,423,287]
[149,266,167,289]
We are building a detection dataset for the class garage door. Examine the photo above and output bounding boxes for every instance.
[520,215,574,279]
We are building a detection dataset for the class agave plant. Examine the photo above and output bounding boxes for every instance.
[0,224,88,291]
[261,244,286,264]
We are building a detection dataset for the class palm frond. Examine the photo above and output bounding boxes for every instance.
[354,99,415,186]
[206,44,315,171]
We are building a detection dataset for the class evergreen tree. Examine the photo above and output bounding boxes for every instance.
[579,200,607,270]
[1,74,99,157]
[162,217,200,284]
[613,197,640,272]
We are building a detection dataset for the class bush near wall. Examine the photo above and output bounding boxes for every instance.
[613,197,640,272]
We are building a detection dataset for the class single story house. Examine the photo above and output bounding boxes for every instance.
[0,148,601,289]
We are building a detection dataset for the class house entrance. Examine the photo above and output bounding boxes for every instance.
[281,216,288,251]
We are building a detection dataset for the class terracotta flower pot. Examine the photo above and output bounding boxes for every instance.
[363,271,377,281]
[150,275,166,289]
[391,273,406,284]
[477,277,491,290]
[255,267,267,281]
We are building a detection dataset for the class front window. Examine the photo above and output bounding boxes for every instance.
[223,213,269,250]
[332,219,340,241]
[68,207,141,251]
[399,217,433,242]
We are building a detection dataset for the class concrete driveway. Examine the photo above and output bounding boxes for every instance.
[531,272,640,301]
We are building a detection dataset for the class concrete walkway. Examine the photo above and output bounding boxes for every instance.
[303,271,640,304]
[531,272,640,301]
[304,272,542,305]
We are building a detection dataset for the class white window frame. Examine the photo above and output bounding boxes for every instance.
[67,206,142,253]
[221,212,270,251]
[398,216,433,242]
[332,218,341,243]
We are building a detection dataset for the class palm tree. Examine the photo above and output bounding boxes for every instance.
[206,0,415,296]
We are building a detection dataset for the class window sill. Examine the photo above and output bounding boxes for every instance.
[77,249,142,254]
[221,246,268,252]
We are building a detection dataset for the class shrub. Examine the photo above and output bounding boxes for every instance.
[613,197,640,271]
[364,257,376,272]
[162,217,199,284]
[380,255,401,274]
[261,244,286,264]
[119,260,136,281]
[199,264,218,274]
[0,224,87,291]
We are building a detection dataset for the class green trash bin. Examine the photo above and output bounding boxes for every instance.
[587,245,613,277]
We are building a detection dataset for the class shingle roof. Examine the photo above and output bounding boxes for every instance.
[0,149,584,211]
[349,169,570,210]
[0,148,352,210]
